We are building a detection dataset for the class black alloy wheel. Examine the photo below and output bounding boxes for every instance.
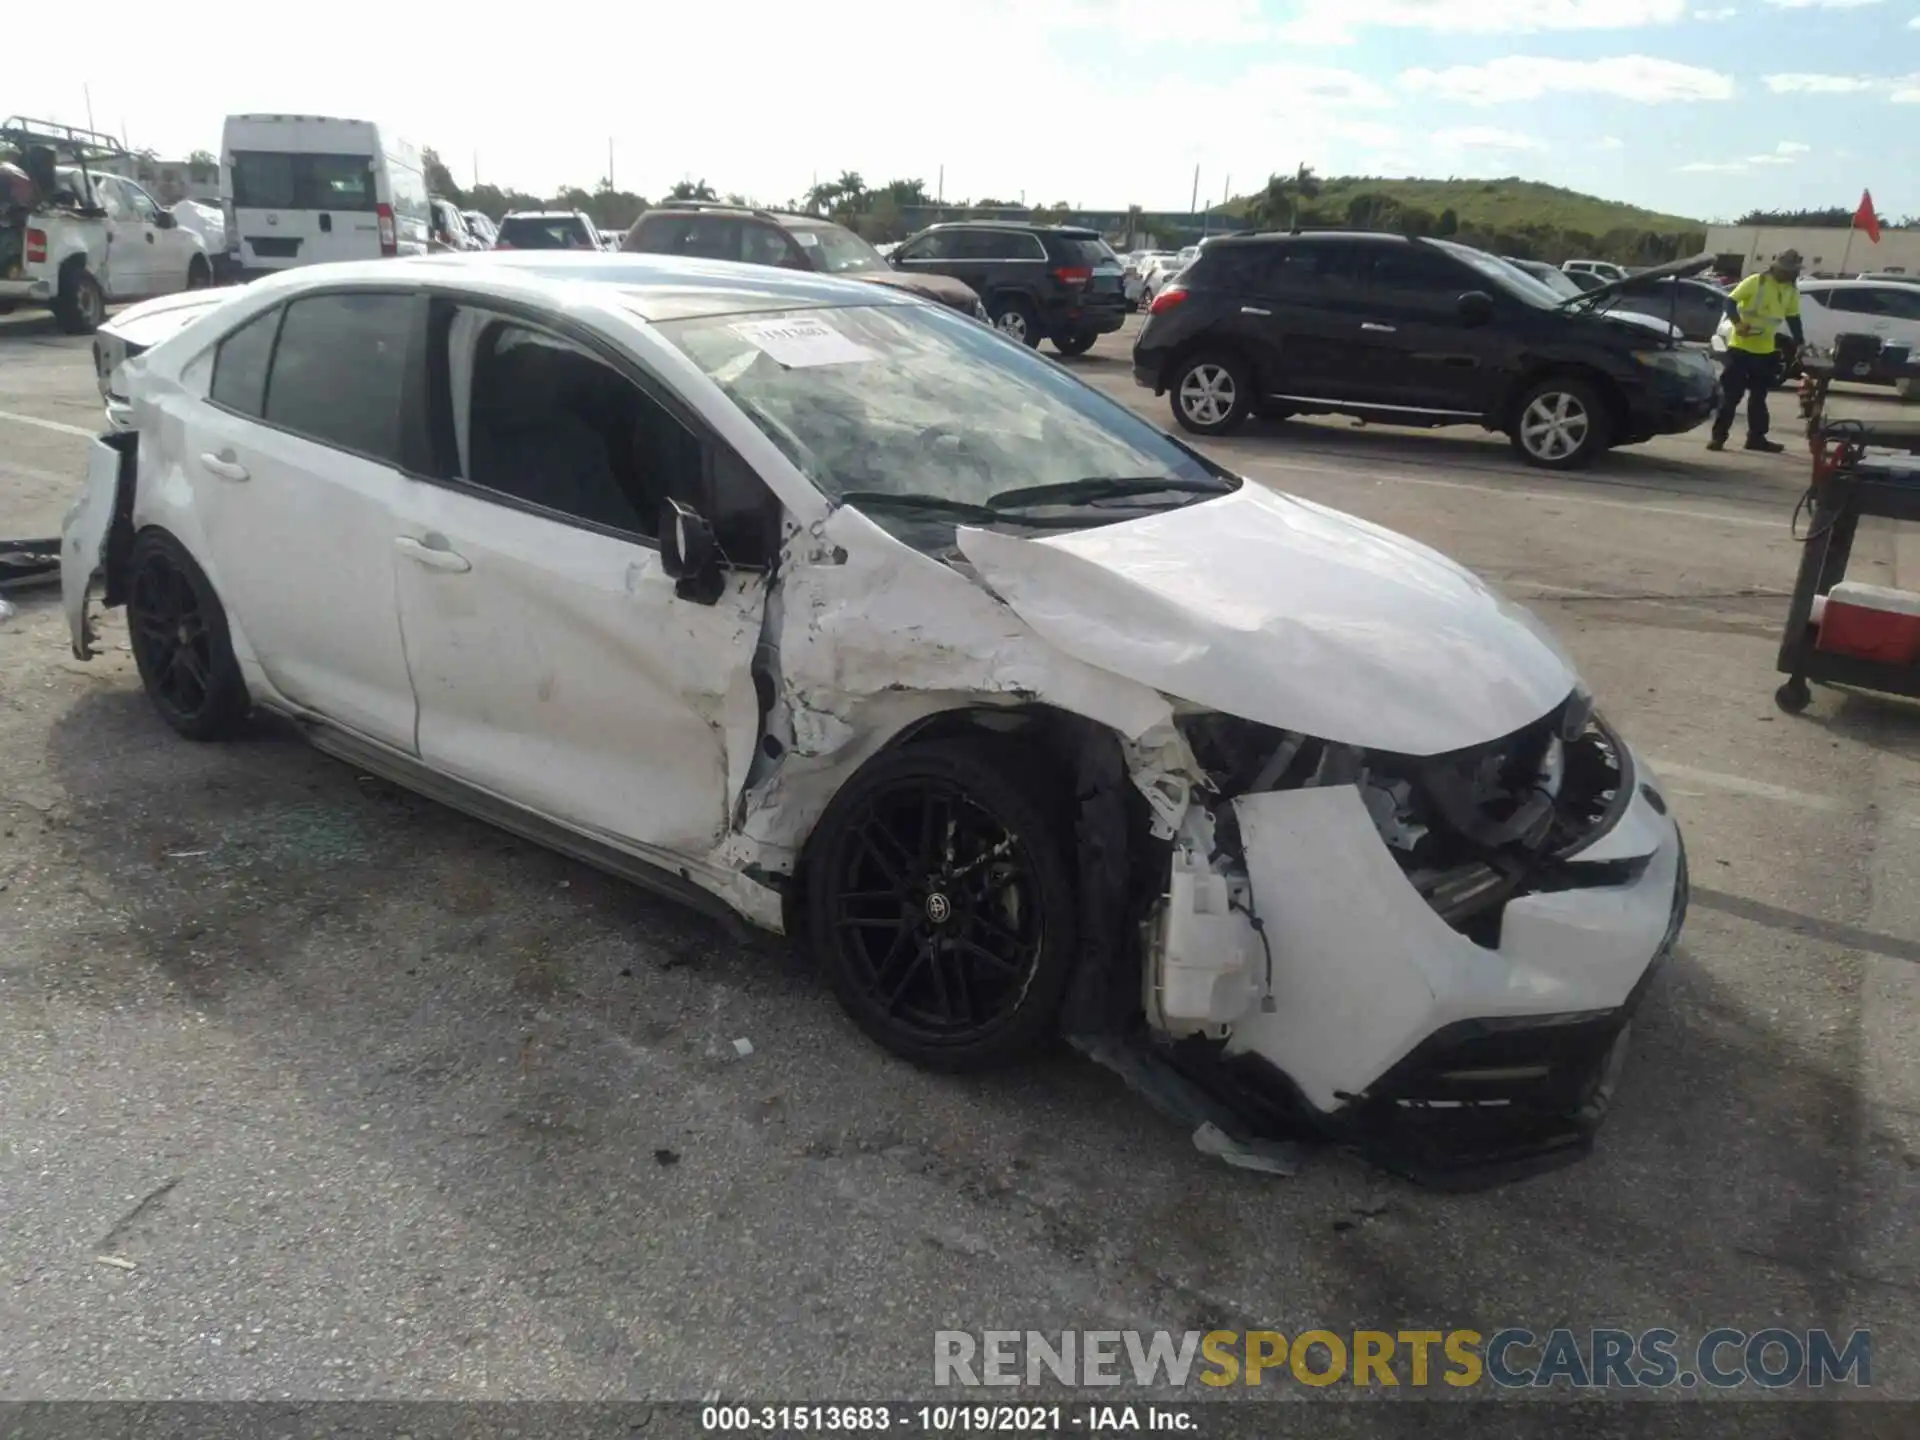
[805,741,1077,1070]
[126,531,249,740]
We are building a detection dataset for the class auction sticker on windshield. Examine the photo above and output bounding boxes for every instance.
[730,316,875,368]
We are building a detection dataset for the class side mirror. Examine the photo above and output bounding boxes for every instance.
[153,211,177,229]
[1458,290,1494,326]
[661,498,725,604]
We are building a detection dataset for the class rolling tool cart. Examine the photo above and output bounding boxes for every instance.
[1774,336,1920,715]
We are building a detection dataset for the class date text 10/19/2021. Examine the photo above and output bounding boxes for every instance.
[702,1406,1192,1432]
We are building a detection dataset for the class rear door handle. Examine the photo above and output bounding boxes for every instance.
[394,535,471,573]
[199,451,249,481]
[1241,305,1272,316]
[1360,322,1397,333]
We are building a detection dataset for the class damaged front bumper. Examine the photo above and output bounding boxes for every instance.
[1138,719,1688,1187]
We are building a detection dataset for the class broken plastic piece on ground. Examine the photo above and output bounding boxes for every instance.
[731,1037,754,1058]
[1192,1121,1303,1176]
[0,597,14,623]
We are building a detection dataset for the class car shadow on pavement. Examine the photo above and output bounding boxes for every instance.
[29,683,1900,1405]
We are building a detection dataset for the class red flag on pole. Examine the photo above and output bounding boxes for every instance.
[1854,189,1882,244]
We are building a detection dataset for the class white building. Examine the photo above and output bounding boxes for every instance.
[1704,224,1920,279]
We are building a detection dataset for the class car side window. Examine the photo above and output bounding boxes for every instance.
[898,232,951,262]
[209,306,283,418]
[671,217,739,261]
[262,292,417,464]
[1822,289,1874,316]
[1876,287,1920,322]
[1256,242,1361,296]
[90,176,126,218]
[121,182,161,224]
[441,310,778,564]
[947,230,999,260]
[1361,247,1474,310]
[743,223,807,269]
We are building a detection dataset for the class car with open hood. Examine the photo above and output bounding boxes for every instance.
[61,251,1687,1186]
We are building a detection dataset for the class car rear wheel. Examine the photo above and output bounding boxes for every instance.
[1509,377,1610,470]
[1052,331,1096,357]
[186,255,212,290]
[1170,352,1252,436]
[989,298,1040,347]
[126,531,250,741]
[53,265,106,335]
[803,739,1078,1072]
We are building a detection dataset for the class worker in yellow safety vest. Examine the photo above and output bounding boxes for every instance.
[1708,249,1805,454]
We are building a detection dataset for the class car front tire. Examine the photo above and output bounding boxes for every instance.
[126,530,250,741]
[1509,376,1610,470]
[803,738,1079,1072]
[1170,351,1252,436]
[1052,331,1096,357]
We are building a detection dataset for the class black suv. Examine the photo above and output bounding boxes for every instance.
[888,222,1128,354]
[624,203,986,320]
[1132,232,1721,469]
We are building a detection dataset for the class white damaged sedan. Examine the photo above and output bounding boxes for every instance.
[63,253,1687,1185]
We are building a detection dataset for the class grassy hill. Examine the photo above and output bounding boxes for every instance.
[1205,174,1706,265]
[1269,176,1701,235]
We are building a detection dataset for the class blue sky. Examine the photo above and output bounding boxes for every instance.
[15,1,1918,221]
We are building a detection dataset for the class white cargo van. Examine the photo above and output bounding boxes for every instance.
[220,114,429,274]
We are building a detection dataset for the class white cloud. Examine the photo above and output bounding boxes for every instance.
[1764,73,1883,92]
[1595,135,1627,148]
[1680,141,1813,173]
[1693,4,1737,14]
[1760,0,1881,7]
[1432,126,1547,150]
[1401,55,1735,104]
[1275,0,1686,42]
[1765,72,1920,99]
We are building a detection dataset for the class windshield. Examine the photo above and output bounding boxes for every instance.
[661,303,1225,535]
[1429,240,1563,309]
[1510,261,1583,300]
[795,224,888,274]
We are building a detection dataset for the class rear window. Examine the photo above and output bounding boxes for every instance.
[1056,236,1117,266]
[498,215,593,250]
[230,151,376,212]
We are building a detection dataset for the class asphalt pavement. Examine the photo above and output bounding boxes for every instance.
[2,305,1918,1421]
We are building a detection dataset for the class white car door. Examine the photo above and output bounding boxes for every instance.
[386,305,769,858]
[1830,285,1920,353]
[84,176,150,298]
[120,179,194,294]
[173,291,421,748]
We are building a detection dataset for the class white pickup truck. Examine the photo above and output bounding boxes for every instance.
[1,164,212,334]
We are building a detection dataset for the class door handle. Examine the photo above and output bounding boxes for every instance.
[1241,305,1272,316]
[1360,322,1397,333]
[394,535,471,573]
[146,232,155,243]
[199,451,249,481]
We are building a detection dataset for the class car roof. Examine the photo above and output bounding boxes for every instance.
[226,251,926,323]
[502,211,588,221]
[646,203,845,230]
[921,221,1101,236]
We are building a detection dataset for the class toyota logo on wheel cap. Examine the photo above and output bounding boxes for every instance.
[924,892,952,924]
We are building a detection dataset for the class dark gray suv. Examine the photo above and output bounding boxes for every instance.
[889,222,1128,354]
[624,203,986,321]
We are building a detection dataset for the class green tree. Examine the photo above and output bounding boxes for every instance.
[1253,163,1321,229]
[422,147,464,203]
[668,178,717,201]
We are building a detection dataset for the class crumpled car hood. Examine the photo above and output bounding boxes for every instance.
[954,483,1580,756]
